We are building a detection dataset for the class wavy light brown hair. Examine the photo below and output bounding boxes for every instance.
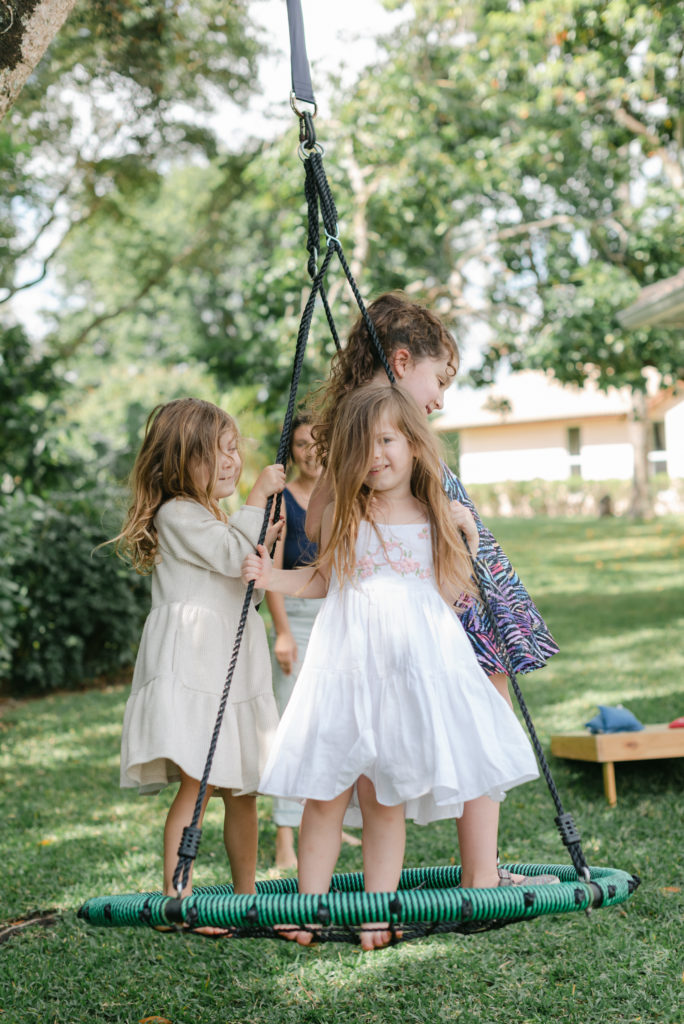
[114,398,240,574]
[313,292,460,460]
[320,382,475,605]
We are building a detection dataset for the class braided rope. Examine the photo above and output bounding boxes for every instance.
[174,105,589,893]
[467,553,590,880]
[172,242,336,894]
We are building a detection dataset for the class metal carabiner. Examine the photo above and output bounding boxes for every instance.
[298,140,325,162]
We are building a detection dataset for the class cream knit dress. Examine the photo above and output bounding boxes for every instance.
[120,498,279,795]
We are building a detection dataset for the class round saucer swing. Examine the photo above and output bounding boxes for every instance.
[78,0,639,945]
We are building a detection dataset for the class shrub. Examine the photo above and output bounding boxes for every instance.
[465,476,684,518]
[0,486,149,695]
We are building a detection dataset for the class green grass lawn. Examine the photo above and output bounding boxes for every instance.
[2,517,683,1024]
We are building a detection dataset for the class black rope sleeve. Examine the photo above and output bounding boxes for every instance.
[286,0,315,105]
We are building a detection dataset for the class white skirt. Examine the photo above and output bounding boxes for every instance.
[259,573,539,826]
[270,595,323,826]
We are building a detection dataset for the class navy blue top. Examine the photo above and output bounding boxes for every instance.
[282,488,318,569]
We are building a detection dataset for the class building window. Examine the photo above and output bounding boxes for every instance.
[649,420,667,476]
[567,426,581,478]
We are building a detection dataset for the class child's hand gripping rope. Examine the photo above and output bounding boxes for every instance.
[242,545,274,589]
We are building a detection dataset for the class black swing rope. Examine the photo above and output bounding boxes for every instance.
[170,104,394,902]
[287,12,589,886]
[78,0,638,941]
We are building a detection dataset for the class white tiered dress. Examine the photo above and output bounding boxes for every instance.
[259,521,539,825]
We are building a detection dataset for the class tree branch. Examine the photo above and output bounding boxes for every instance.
[614,107,683,191]
[56,224,213,358]
[0,0,79,121]
[453,214,576,274]
[0,200,102,306]
[325,145,379,308]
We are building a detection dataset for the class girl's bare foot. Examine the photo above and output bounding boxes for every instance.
[275,827,298,871]
[189,925,233,938]
[360,922,401,951]
[156,920,232,938]
[162,888,233,937]
[275,923,318,945]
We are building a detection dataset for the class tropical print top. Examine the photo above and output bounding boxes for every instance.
[442,464,559,676]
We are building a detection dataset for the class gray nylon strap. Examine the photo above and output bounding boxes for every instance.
[286,0,315,104]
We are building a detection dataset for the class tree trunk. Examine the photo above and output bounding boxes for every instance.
[0,0,79,122]
[627,389,653,519]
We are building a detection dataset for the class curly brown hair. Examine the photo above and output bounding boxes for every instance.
[313,292,459,460]
[113,398,240,574]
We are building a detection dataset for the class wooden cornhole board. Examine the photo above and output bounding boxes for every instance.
[550,724,684,806]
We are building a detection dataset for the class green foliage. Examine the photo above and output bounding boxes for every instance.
[2,0,683,694]
[0,324,65,490]
[465,475,684,518]
[0,487,149,695]
[0,321,128,492]
[49,140,337,436]
[4,0,683,419]
[389,1,684,387]
[15,0,261,136]
[0,325,153,694]
[0,0,265,332]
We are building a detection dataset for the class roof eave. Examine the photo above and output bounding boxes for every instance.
[617,285,684,329]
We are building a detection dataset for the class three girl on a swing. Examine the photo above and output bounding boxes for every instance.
[115,292,559,949]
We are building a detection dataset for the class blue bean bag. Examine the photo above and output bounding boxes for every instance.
[585,705,644,734]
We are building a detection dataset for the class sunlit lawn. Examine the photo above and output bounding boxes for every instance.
[1,516,683,1024]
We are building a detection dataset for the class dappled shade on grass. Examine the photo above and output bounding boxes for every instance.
[2,516,683,1024]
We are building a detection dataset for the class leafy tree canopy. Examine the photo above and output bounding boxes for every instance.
[333,0,684,393]
[3,0,683,456]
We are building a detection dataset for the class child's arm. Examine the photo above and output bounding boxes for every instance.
[264,516,299,676]
[245,464,287,550]
[246,464,287,511]
[242,547,327,598]
[244,503,333,599]
[156,464,285,577]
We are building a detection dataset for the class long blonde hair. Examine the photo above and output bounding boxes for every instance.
[320,382,476,603]
[114,398,241,573]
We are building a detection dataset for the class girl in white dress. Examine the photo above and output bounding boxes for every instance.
[115,398,285,912]
[243,383,545,950]
[266,412,361,869]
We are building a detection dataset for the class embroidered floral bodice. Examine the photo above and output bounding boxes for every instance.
[352,521,433,584]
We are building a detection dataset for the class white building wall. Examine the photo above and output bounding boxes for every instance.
[664,403,684,477]
[460,448,569,483]
[457,416,634,483]
[580,444,634,479]
[576,419,633,480]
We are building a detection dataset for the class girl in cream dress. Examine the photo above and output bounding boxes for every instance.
[117,397,284,908]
